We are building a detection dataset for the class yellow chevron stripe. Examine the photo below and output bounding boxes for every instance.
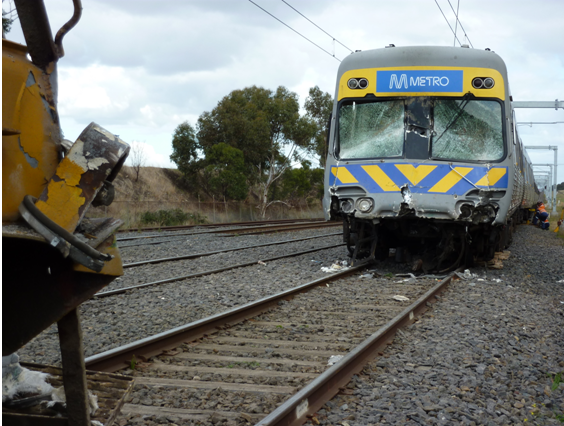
[475,168,507,186]
[362,165,400,192]
[395,164,437,185]
[428,167,473,193]
[331,167,358,184]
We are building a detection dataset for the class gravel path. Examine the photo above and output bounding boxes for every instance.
[306,224,564,426]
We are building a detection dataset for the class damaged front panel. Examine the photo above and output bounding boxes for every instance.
[328,162,508,222]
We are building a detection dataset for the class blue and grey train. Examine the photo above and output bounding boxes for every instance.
[323,46,539,271]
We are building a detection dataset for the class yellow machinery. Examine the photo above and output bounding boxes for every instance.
[3,1,130,424]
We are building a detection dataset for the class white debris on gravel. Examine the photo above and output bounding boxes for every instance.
[321,260,350,273]
[327,355,344,366]
[392,295,410,302]
[2,354,53,402]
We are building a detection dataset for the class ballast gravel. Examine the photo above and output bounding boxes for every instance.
[307,224,564,426]
[18,228,346,363]
[15,224,564,426]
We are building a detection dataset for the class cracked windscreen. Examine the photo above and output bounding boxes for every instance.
[338,100,404,159]
[432,99,503,161]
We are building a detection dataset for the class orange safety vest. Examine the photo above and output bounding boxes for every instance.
[537,204,547,214]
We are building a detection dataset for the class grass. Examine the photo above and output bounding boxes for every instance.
[140,208,207,227]
[86,166,325,228]
[526,372,564,423]
[543,190,564,239]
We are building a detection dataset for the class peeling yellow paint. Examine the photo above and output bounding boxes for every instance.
[35,180,84,233]
[57,158,85,186]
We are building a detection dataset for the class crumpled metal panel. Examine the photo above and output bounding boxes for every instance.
[35,123,129,233]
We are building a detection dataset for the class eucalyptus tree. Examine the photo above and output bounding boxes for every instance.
[196,85,317,217]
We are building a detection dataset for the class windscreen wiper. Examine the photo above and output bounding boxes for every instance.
[432,92,473,145]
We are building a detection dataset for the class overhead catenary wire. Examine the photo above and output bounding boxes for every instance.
[434,0,463,46]
[447,0,474,48]
[280,0,353,53]
[452,0,459,47]
[247,0,341,62]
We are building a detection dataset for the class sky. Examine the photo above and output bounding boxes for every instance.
[4,0,564,182]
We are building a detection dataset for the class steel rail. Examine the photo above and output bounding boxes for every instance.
[85,265,363,372]
[220,222,342,236]
[119,218,324,233]
[117,221,339,242]
[95,243,346,298]
[256,271,457,426]
[122,232,342,268]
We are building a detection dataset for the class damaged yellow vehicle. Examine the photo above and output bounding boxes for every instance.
[3,1,131,424]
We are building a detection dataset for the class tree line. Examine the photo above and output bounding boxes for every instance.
[170,85,332,218]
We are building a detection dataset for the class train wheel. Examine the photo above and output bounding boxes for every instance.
[437,228,466,272]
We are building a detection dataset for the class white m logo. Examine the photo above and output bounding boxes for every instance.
[389,73,408,89]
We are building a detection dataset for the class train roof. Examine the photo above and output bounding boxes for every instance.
[338,46,508,77]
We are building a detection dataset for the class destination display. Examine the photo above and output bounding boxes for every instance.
[376,70,464,93]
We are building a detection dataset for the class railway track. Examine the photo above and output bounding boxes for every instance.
[97,241,345,297]
[101,230,345,297]
[86,267,457,425]
[119,218,325,233]
[117,221,341,245]
[120,233,342,265]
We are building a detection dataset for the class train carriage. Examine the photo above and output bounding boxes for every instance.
[323,45,538,271]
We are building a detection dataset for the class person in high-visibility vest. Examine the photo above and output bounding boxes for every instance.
[532,201,550,230]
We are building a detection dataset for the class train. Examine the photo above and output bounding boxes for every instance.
[323,45,539,272]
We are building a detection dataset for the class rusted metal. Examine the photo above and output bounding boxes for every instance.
[85,266,363,372]
[34,123,129,234]
[13,0,58,68]
[256,272,456,426]
[57,309,91,426]
[53,0,82,58]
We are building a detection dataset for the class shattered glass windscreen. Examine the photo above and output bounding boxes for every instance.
[338,100,404,159]
[432,100,503,161]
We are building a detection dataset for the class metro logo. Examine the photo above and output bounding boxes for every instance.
[389,74,408,89]
[377,70,463,93]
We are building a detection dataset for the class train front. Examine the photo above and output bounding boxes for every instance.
[324,46,515,271]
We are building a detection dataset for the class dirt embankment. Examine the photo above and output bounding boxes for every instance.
[112,166,191,203]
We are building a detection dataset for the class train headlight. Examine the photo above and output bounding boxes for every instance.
[472,77,484,89]
[341,199,354,213]
[357,198,374,213]
[347,79,359,89]
[472,77,495,89]
[347,78,368,90]
[483,77,495,88]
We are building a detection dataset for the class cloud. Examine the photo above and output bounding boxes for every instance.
[6,0,563,180]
